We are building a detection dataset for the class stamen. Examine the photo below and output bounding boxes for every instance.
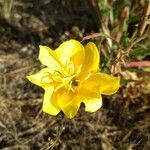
[54,83,64,92]
[52,69,79,92]
[41,72,53,84]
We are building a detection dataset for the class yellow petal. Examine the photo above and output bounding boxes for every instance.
[81,73,120,95]
[53,88,81,119]
[39,45,61,70]
[55,40,85,73]
[79,87,100,98]
[83,96,102,112]
[26,68,53,88]
[79,42,100,78]
[61,99,81,119]
[42,87,60,116]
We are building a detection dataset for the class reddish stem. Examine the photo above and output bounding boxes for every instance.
[127,61,150,67]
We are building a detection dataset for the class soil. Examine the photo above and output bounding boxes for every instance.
[0,0,150,150]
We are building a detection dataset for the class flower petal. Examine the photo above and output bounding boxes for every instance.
[61,99,81,119]
[81,73,120,95]
[42,87,60,116]
[26,68,53,88]
[39,45,61,70]
[83,96,102,112]
[53,88,81,119]
[79,42,100,78]
[55,40,85,73]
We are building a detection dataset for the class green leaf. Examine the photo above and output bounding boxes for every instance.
[130,43,150,60]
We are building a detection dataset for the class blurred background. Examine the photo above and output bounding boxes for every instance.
[0,0,150,149]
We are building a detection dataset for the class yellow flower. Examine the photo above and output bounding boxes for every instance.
[27,40,120,119]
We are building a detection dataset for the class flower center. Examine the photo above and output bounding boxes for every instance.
[69,78,79,88]
[46,69,79,92]
[63,76,79,92]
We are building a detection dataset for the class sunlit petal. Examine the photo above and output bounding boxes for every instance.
[83,96,102,112]
[81,73,120,95]
[42,87,60,116]
[53,88,81,119]
[39,45,61,70]
[26,68,53,88]
[79,42,100,78]
[55,40,85,73]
